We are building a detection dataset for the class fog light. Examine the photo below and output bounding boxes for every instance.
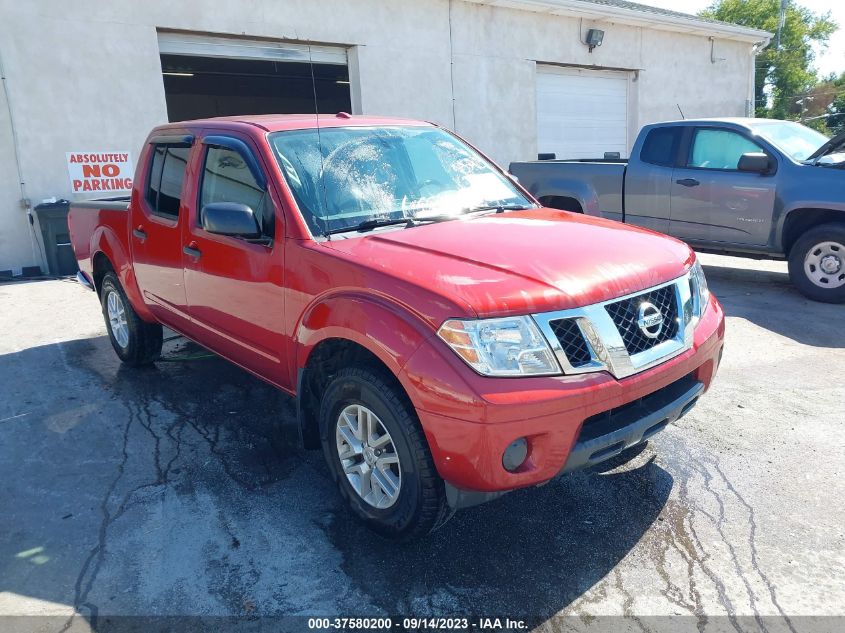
[502,437,528,472]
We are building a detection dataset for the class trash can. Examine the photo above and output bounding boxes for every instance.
[33,199,78,277]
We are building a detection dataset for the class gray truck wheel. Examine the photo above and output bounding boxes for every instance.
[100,273,163,365]
[788,223,845,304]
[318,367,450,539]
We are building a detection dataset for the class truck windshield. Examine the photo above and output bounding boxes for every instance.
[748,120,829,162]
[269,125,533,236]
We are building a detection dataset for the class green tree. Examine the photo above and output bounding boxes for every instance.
[700,0,836,119]
[826,89,845,135]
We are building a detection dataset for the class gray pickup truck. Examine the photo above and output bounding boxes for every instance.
[510,118,845,303]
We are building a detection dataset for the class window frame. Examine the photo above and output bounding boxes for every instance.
[196,136,274,244]
[144,139,193,220]
[681,126,772,173]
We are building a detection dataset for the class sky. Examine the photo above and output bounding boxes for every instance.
[640,0,845,77]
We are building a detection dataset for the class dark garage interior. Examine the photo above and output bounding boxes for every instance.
[160,53,352,122]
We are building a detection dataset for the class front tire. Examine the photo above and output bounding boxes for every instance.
[100,273,163,366]
[319,367,449,539]
[788,223,845,303]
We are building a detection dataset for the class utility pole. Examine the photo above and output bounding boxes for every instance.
[776,0,788,50]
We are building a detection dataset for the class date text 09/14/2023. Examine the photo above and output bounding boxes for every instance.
[306,617,528,630]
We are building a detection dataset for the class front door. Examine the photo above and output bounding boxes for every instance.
[183,133,288,387]
[130,139,192,328]
[669,127,776,246]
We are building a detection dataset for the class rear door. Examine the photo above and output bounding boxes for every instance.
[130,135,193,328]
[669,127,776,246]
[182,132,288,387]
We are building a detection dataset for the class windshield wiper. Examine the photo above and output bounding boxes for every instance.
[462,203,533,214]
[322,204,533,237]
[323,217,413,237]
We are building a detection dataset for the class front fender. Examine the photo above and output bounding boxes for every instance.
[293,292,436,407]
[776,203,845,252]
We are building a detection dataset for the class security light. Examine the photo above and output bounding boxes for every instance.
[586,28,604,52]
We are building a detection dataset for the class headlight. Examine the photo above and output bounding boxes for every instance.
[437,316,560,377]
[690,259,710,319]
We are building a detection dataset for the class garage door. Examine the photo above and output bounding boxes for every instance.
[536,66,629,160]
[157,33,350,122]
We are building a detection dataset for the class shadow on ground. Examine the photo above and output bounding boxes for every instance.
[702,260,844,348]
[1,334,670,624]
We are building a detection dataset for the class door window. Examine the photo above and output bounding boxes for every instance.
[145,144,190,217]
[200,146,273,238]
[688,129,764,170]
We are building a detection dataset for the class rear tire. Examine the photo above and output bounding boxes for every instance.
[319,367,449,539]
[100,273,163,366]
[788,223,845,303]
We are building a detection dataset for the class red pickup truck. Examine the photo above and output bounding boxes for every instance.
[69,114,725,539]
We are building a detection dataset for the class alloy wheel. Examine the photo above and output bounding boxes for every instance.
[106,290,130,349]
[335,404,402,509]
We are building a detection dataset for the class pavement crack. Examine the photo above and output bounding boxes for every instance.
[61,401,135,631]
[707,458,798,633]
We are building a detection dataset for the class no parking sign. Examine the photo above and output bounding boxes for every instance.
[66,152,134,194]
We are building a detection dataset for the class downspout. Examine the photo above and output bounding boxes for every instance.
[0,44,45,272]
[749,38,770,117]
[448,0,457,129]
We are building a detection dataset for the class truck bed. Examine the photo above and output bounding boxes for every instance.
[509,160,625,220]
[67,196,131,288]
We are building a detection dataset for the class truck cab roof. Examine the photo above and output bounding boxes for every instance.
[151,113,432,134]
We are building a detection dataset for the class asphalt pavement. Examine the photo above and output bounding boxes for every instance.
[0,253,843,632]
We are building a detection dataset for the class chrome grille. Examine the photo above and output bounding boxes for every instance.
[532,273,694,380]
[605,285,679,355]
[548,318,592,368]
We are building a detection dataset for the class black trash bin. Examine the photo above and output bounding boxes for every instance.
[33,199,78,277]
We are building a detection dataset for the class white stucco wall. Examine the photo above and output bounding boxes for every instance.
[0,0,761,273]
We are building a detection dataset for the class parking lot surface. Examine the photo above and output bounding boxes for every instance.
[1,254,843,631]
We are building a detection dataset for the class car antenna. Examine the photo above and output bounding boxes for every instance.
[677,104,686,120]
[308,44,332,240]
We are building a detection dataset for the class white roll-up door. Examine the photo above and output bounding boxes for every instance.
[536,65,629,159]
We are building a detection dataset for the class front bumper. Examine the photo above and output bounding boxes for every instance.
[401,295,724,500]
[560,372,702,474]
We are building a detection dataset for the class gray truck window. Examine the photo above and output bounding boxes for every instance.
[146,144,189,218]
[640,127,681,167]
[688,129,763,170]
[747,120,828,161]
[200,146,272,238]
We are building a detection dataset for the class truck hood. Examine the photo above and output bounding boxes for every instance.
[325,208,695,317]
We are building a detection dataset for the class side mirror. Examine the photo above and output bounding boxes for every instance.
[738,152,771,173]
[201,202,261,238]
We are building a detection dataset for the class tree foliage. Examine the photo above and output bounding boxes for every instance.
[824,73,845,135]
[700,0,837,119]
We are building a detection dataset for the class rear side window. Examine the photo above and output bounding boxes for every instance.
[199,146,273,238]
[145,144,190,217]
[640,127,682,167]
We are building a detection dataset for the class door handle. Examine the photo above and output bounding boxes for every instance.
[183,241,202,259]
[676,178,700,187]
[132,225,147,240]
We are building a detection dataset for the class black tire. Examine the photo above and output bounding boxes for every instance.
[319,367,449,539]
[787,222,845,304]
[100,272,163,366]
